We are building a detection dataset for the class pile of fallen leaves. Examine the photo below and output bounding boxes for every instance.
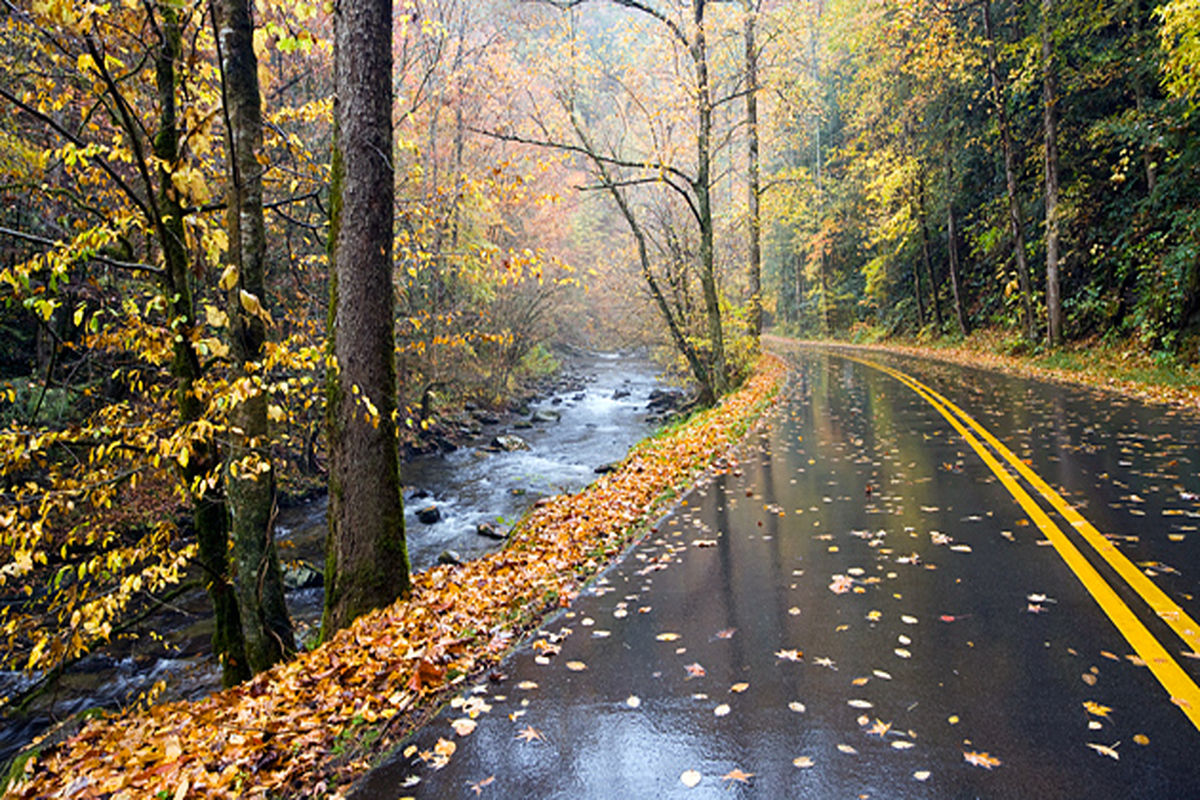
[5,353,786,799]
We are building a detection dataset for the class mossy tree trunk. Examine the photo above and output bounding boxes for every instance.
[153,3,249,685]
[322,0,411,635]
[213,0,295,671]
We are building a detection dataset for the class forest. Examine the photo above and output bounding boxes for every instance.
[1,0,1199,792]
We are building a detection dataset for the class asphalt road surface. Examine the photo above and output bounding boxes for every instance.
[352,343,1200,799]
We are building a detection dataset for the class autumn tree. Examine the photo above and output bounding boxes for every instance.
[212,0,295,671]
[322,0,411,634]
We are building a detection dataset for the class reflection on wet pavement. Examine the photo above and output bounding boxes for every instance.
[352,345,1200,799]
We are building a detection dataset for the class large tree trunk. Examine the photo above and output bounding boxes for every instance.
[154,4,249,686]
[1042,0,1063,346]
[983,0,1036,341]
[744,0,762,339]
[692,0,727,395]
[214,0,294,671]
[323,0,411,635]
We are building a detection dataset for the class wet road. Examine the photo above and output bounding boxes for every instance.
[352,344,1200,799]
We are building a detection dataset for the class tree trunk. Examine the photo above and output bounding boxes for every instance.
[214,0,294,671]
[983,0,1036,341]
[1042,0,1063,346]
[155,4,249,686]
[692,0,727,394]
[946,183,969,336]
[744,0,762,339]
[323,0,411,635]
[917,170,942,330]
[913,256,925,328]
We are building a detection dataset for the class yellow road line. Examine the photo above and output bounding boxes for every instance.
[845,353,1200,731]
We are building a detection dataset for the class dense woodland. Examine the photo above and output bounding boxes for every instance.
[1,0,1199,728]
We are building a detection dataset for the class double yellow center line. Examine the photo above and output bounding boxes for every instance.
[847,353,1200,731]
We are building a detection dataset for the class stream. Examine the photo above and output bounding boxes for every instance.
[0,350,672,768]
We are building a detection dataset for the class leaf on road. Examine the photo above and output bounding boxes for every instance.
[469,775,495,795]
[847,699,874,709]
[516,681,538,691]
[913,770,931,781]
[714,628,737,639]
[837,744,858,755]
[656,632,681,642]
[680,769,702,788]
[721,768,754,786]
[829,574,854,594]
[625,695,641,708]
[963,751,1001,769]
[730,682,750,693]
[514,725,544,743]
[565,661,587,672]
[788,701,807,713]
[450,718,477,736]
[714,703,731,717]
[775,648,803,662]
[685,662,707,679]
[1087,742,1120,760]
[793,756,815,768]
[1082,701,1112,718]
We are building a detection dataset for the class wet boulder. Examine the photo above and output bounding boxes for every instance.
[531,409,560,423]
[416,505,442,524]
[476,522,506,540]
[282,561,324,591]
[612,388,631,400]
[437,549,463,566]
[493,434,530,451]
[647,388,684,412]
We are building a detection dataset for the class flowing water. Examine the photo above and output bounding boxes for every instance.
[0,351,669,768]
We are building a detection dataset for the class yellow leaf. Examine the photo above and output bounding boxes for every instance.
[219,264,239,290]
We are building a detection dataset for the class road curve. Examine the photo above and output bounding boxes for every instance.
[352,343,1200,799]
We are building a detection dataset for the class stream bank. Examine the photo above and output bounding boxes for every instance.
[0,350,679,769]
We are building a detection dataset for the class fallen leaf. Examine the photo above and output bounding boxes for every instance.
[788,701,807,713]
[1082,701,1113,718]
[516,680,538,690]
[684,662,706,679]
[680,769,702,788]
[793,756,815,768]
[963,751,1001,769]
[847,699,874,709]
[891,740,915,750]
[469,775,495,795]
[714,628,737,639]
[1133,734,1149,746]
[451,718,477,736]
[434,737,457,757]
[1081,673,1098,686]
[565,661,587,672]
[721,767,754,785]
[626,695,641,708]
[656,632,681,642]
[775,648,803,662]
[714,703,731,717]
[1086,742,1120,760]
[913,770,931,781]
[866,719,891,737]
[837,744,858,755]
[514,725,544,743]
[730,682,750,693]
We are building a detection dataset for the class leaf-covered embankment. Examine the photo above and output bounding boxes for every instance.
[5,353,787,799]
